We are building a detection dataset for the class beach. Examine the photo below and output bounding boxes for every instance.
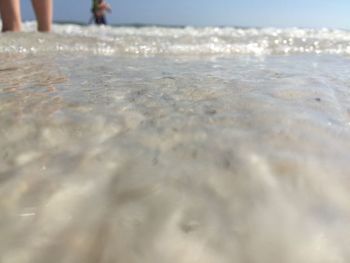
[1,23,350,262]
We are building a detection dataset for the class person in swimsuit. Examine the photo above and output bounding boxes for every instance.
[91,0,111,25]
[0,0,52,32]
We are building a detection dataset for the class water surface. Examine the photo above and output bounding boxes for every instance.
[1,23,350,263]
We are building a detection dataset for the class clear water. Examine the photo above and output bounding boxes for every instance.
[1,22,350,263]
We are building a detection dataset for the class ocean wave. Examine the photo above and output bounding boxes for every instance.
[1,21,350,56]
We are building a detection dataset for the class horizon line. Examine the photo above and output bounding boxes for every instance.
[21,20,350,31]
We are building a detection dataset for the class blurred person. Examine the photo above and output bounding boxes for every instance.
[91,0,111,25]
[0,0,52,32]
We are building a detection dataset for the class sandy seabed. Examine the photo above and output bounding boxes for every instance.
[1,26,350,262]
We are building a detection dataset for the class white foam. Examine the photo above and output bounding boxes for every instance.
[0,22,349,56]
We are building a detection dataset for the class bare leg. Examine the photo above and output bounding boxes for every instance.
[0,0,22,32]
[31,0,52,32]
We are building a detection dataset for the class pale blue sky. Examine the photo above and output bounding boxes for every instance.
[22,0,349,29]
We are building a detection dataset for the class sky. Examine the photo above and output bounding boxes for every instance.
[21,0,350,29]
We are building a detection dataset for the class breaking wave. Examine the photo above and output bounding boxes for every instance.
[0,21,350,56]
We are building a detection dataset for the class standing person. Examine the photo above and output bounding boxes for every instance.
[91,0,111,25]
[0,0,52,32]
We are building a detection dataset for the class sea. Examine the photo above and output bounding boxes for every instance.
[1,22,350,263]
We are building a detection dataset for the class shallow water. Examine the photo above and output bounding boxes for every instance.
[1,24,350,263]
